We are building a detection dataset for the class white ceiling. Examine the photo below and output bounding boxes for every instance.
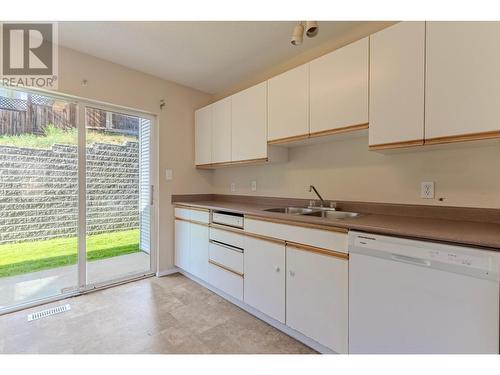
[59,21,390,95]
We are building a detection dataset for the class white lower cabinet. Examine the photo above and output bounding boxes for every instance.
[243,236,286,323]
[209,241,244,274]
[175,210,349,353]
[174,207,209,279]
[189,222,209,281]
[286,244,349,353]
[207,262,243,301]
[174,219,190,271]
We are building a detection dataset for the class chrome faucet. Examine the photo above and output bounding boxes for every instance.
[309,185,326,207]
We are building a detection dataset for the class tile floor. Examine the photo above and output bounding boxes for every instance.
[0,274,315,354]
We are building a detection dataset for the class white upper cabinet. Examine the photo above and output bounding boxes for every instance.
[211,97,232,163]
[267,64,309,142]
[194,105,212,166]
[425,22,500,142]
[231,82,268,161]
[309,37,369,134]
[369,22,425,149]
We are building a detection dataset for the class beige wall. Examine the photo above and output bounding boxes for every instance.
[56,46,212,273]
[212,136,500,209]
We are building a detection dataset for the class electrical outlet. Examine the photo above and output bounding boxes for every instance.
[421,181,435,199]
[251,181,257,191]
[230,182,236,192]
[165,169,173,181]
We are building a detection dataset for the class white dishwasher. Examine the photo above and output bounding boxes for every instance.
[348,231,500,354]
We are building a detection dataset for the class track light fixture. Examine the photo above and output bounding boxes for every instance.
[305,21,319,38]
[291,23,304,46]
[290,21,319,46]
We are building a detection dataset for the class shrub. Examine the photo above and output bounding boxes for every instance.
[0,124,136,149]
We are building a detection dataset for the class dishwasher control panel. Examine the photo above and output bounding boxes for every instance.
[351,232,499,278]
[426,249,489,269]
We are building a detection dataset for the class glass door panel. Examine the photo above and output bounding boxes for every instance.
[85,107,152,285]
[0,87,78,310]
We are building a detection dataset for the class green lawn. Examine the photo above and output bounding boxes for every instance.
[0,229,140,278]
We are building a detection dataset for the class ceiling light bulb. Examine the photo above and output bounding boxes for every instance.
[305,21,319,38]
[291,23,304,46]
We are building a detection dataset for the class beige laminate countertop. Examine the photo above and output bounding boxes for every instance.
[174,200,500,251]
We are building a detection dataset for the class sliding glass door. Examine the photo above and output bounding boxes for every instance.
[84,106,153,286]
[0,87,156,313]
[0,88,79,310]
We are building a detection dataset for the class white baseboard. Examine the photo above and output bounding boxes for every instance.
[156,267,180,277]
[178,270,336,354]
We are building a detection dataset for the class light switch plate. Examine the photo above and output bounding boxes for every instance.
[230,183,236,192]
[165,169,173,181]
[421,181,434,199]
[251,181,257,191]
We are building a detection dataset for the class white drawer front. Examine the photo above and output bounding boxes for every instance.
[209,227,245,249]
[174,207,191,220]
[190,209,210,224]
[207,262,243,301]
[245,218,348,253]
[209,242,244,274]
[212,212,244,228]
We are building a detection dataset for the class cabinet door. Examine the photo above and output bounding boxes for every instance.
[310,37,369,134]
[190,222,209,281]
[194,105,212,165]
[268,64,309,142]
[286,246,348,353]
[426,22,500,142]
[174,219,190,271]
[231,82,268,161]
[212,97,232,163]
[244,237,285,323]
[369,22,425,148]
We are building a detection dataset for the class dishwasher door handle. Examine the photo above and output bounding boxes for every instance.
[391,254,431,267]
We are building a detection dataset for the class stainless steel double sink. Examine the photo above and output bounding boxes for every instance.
[263,207,360,220]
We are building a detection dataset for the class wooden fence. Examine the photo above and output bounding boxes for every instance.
[0,97,139,137]
[86,107,139,135]
[0,102,77,136]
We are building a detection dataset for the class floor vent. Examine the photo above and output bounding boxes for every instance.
[27,304,71,322]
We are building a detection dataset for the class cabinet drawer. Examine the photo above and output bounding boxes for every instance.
[207,262,243,301]
[245,218,348,253]
[190,209,209,224]
[209,227,245,249]
[174,207,191,220]
[209,241,244,274]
